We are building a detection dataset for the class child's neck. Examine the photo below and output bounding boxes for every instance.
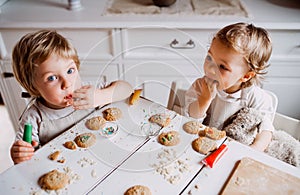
[38,97,67,110]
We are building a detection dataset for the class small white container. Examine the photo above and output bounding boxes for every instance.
[100,122,118,138]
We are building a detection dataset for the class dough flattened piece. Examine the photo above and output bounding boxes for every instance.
[74,133,96,148]
[192,137,217,155]
[103,107,122,121]
[149,113,171,127]
[38,169,69,190]
[85,116,106,130]
[124,185,152,195]
[183,120,205,134]
[158,131,180,146]
[204,127,226,140]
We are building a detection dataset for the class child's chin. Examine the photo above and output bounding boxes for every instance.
[65,101,73,107]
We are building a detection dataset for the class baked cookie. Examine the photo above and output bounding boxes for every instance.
[204,127,226,140]
[85,116,106,130]
[103,107,122,121]
[129,89,142,105]
[149,113,171,127]
[64,141,77,150]
[183,121,205,134]
[158,131,180,146]
[48,151,60,160]
[38,169,69,190]
[124,185,152,195]
[74,133,96,148]
[192,137,217,155]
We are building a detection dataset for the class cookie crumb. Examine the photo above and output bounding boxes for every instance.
[63,167,80,184]
[151,149,191,184]
[77,157,96,167]
[91,169,97,178]
[57,158,65,163]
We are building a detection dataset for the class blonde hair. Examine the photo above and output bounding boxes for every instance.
[215,22,272,87]
[12,30,80,97]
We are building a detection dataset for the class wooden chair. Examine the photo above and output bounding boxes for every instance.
[167,80,300,139]
[167,80,190,115]
[273,112,300,140]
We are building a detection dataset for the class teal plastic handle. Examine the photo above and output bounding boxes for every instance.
[23,123,32,143]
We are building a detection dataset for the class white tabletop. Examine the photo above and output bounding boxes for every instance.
[0,98,299,194]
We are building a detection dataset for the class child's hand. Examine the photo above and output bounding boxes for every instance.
[193,77,217,103]
[10,140,38,164]
[72,84,97,110]
[187,77,217,118]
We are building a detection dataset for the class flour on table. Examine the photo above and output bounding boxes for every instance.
[77,157,97,167]
[151,149,191,184]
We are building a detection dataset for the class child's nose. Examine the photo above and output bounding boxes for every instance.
[206,64,218,79]
[62,78,72,90]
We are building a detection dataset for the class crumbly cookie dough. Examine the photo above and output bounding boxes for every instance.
[183,121,205,134]
[48,151,60,160]
[85,116,106,130]
[192,137,217,155]
[103,107,122,121]
[64,141,77,150]
[38,169,69,190]
[74,133,96,148]
[158,131,180,146]
[124,185,152,195]
[149,113,171,127]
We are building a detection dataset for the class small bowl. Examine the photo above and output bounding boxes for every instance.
[153,0,176,7]
[100,122,118,138]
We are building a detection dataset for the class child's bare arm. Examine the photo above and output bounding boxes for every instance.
[10,140,38,164]
[73,80,133,110]
[250,130,272,152]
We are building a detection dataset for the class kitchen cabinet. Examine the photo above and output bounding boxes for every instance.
[263,29,300,118]
[121,28,207,105]
[0,0,300,132]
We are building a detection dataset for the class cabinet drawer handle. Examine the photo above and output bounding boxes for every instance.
[3,72,14,78]
[170,39,195,49]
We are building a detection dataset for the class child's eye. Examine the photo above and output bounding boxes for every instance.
[47,75,57,81]
[67,68,75,74]
[206,55,212,61]
[219,64,229,71]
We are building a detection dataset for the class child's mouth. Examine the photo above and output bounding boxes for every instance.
[64,94,74,106]
[65,94,73,100]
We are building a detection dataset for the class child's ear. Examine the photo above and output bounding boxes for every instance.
[240,71,256,83]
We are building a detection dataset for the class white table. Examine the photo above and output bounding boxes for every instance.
[181,139,300,194]
[0,98,299,194]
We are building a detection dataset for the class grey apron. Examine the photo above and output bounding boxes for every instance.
[204,89,248,130]
[38,107,93,145]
